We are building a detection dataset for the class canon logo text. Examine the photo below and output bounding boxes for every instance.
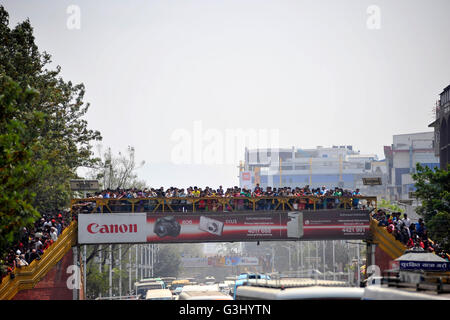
[87,223,137,234]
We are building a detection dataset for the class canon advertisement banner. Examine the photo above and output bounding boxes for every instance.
[78,210,370,244]
[78,213,147,244]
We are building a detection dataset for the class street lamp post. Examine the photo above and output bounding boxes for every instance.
[119,245,122,297]
[109,245,112,297]
[332,240,336,280]
[281,245,292,272]
[301,242,304,270]
[315,241,319,270]
[357,242,361,285]
[271,245,275,272]
[129,247,132,295]
[322,241,326,280]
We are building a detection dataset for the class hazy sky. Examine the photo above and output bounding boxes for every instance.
[3,0,450,188]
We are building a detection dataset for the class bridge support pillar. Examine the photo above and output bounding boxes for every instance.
[371,243,376,268]
[73,245,79,300]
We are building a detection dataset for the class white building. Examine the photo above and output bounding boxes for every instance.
[384,132,439,201]
[240,146,386,195]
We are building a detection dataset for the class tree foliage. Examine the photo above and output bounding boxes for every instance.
[412,163,450,252]
[378,199,405,213]
[87,145,146,190]
[153,245,182,278]
[0,75,48,253]
[0,5,102,216]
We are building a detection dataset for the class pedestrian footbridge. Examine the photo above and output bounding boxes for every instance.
[0,196,411,300]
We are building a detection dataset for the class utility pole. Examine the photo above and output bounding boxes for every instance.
[315,241,319,271]
[98,244,102,298]
[119,245,122,297]
[357,242,361,285]
[332,240,336,281]
[322,241,326,280]
[83,245,87,299]
[135,245,138,283]
[109,245,112,297]
[152,244,154,278]
[301,242,304,271]
[140,245,143,279]
[129,246,132,295]
[271,245,275,272]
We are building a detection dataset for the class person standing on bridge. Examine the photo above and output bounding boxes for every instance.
[352,189,361,208]
[50,227,58,242]
[401,214,411,229]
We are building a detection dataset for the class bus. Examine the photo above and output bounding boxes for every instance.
[236,285,364,300]
[145,289,173,300]
[135,280,165,298]
[232,273,271,299]
[235,278,363,300]
[178,290,233,300]
[362,285,450,300]
[170,279,191,294]
[160,277,176,289]
[139,277,164,284]
[181,284,220,292]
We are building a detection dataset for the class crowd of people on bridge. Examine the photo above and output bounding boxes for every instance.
[73,185,365,213]
[3,184,448,282]
[85,184,362,199]
[371,209,449,261]
[0,211,71,282]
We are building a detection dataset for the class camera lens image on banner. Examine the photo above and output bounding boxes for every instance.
[154,216,181,238]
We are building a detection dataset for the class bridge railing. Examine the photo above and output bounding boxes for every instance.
[70,196,377,214]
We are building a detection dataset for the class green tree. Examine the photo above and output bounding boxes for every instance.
[0,6,102,215]
[85,244,137,298]
[412,163,450,252]
[0,75,48,254]
[153,245,182,277]
[86,265,110,298]
[378,199,405,213]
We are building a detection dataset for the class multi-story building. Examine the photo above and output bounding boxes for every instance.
[429,84,450,169]
[384,132,439,201]
[239,146,386,194]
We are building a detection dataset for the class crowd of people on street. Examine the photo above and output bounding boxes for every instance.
[73,185,365,213]
[0,211,71,281]
[371,209,449,261]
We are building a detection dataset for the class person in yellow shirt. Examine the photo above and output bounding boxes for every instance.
[192,187,200,197]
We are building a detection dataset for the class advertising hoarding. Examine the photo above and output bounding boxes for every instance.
[181,256,260,267]
[181,257,210,268]
[362,177,382,185]
[239,171,253,190]
[224,257,259,266]
[78,210,370,244]
[70,179,100,191]
[78,213,147,244]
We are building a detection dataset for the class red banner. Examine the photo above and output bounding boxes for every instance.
[146,210,369,243]
[78,210,370,244]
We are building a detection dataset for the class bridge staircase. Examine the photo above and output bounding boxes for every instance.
[0,220,78,300]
